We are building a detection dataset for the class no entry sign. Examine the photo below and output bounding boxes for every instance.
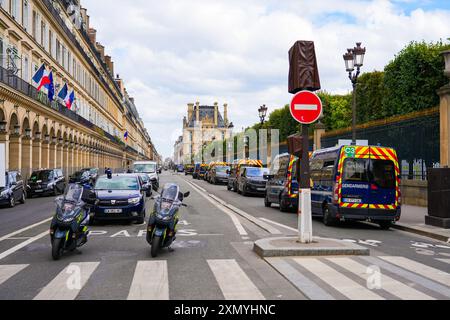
[290,90,322,125]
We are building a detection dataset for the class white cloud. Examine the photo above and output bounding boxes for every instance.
[82,0,450,158]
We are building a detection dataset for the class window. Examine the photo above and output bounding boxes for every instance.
[56,39,61,63]
[48,29,53,55]
[40,21,45,47]
[343,158,368,182]
[0,37,4,68]
[32,10,37,39]
[10,0,19,20]
[22,0,29,30]
[22,55,29,81]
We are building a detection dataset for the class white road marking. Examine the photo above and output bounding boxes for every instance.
[0,217,52,242]
[294,258,384,300]
[127,261,169,300]
[380,256,450,287]
[327,258,434,300]
[185,180,247,236]
[437,259,450,265]
[0,264,29,286]
[207,259,265,300]
[34,262,100,300]
[294,104,318,111]
[0,231,48,261]
[259,218,297,233]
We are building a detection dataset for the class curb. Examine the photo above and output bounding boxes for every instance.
[392,223,450,243]
[254,237,370,258]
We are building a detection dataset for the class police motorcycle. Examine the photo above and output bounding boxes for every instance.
[50,172,94,260]
[146,183,190,258]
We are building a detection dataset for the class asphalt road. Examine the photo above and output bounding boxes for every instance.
[0,171,449,300]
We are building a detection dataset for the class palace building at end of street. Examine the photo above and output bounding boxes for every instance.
[174,101,233,164]
[0,0,159,178]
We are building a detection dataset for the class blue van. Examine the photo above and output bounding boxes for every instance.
[310,145,401,229]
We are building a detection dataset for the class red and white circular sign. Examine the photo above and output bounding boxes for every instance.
[289,90,323,124]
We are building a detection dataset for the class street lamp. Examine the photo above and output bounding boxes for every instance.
[443,50,450,79]
[25,128,32,139]
[0,121,6,133]
[14,125,20,135]
[343,42,366,145]
[258,105,268,125]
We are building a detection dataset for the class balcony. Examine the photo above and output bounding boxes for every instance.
[0,65,122,147]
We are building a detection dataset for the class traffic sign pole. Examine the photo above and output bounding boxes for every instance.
[289,91,322,244]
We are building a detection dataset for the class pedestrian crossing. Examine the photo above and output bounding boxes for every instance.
[0,256,448,300]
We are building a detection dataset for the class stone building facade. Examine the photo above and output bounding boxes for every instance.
[0,0,158,178]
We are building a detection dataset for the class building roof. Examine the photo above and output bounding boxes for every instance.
[187,106,227,128]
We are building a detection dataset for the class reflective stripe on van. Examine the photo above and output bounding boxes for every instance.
[337,146,401,210]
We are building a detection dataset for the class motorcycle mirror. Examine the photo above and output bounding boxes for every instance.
[183,191,190,198]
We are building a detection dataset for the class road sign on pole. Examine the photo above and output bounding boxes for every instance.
[289,90,323,125]
[0,143,5,188]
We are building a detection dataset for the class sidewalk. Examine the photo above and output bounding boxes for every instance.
[393,205,450,242]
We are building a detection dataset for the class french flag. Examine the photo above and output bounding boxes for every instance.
[58,84,75,109]
[32,64,47,89]
[124,131,129,141]
[37,69,52,91]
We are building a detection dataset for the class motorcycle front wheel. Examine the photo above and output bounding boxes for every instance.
[51,238,64,261]
[151,236,161,258]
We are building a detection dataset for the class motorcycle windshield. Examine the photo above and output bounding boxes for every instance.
[64,184,83,203]
[160,184,179,202]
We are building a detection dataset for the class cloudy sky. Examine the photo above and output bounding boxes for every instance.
[82,0,450,158]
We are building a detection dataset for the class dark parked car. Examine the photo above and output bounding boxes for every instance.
[0,171,26,207]
[227,166,247,192]
[237,167,270,196]
[69,168,98,184]
[209,166,230,185]
[27,169,66,197]
[91,174,148,224]
[137,173,153,197]
[184,165,194,175]
[176,164,185,173]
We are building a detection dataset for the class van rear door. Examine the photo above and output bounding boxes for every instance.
[340,157,370,212]
[368,147,397,208]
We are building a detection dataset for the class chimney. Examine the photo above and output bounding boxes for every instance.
[105,55,114,76]
[195,101,200,123]
[87,28,97,45]
[96,42,105,61]
[115,74,124,94]
[187,103,194,122]
[214,102,218,126]
[80,7,88,29]
[130,97,135,105]
[223,103,228,126]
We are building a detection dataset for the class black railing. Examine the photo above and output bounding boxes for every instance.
[0,66,130,150]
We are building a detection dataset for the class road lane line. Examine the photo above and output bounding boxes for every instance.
[265,258,334,300]
[34,262,100,300]
[0,264,29,286]
[259,218,297,233]
[184,180,248,236]
[127,261,169,300]
[361,256,450,298]
[437,259,450,265]
[0,217,53,242]
[0,231,48,261]
[293,258,384,300]
[207,259,265,300]
[186,179,282,235]
[327,257,434,300]
[379,256,450,287]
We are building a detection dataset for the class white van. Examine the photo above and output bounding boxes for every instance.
[133,161,159,190]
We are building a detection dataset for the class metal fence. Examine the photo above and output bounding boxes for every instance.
[321,109,440,180]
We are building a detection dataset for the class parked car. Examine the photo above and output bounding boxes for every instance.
[91,174,148,224]
[69,168,98,184]
[184,164,194,176]
[193,164,208,179]
[0,171,26,207]
[208,165,230,185]
[27,169,66,197]
[237,167,270,196]
[132,161,159,191]
[227,159,263,192]
[137,173,153,197]
[177,164,185,173]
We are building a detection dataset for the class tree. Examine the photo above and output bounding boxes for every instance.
[318,92,352,130]
[355,71,386,123]
[383,40,450,116]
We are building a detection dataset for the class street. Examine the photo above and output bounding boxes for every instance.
[0,171,449,300]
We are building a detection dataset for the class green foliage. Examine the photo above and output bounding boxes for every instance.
[382,40,450,116]
[318,92,352,130]
[265,105,300,141]
[355,71,386,123]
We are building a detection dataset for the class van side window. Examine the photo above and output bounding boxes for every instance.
[270,157,280,175]
[276,156,289,178]
[343,158,368,182]
[321,160,336,181]
[310,159,323,182]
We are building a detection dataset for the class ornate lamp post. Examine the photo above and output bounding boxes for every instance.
[258,105,268,125]
[343,42,366,145]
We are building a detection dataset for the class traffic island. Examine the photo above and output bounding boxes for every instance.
[253,236,370,258]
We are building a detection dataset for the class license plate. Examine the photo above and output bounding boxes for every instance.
[257,188,266,191]
[105,209,122,214]
[343,198,362,203]
[34,190,43,193]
